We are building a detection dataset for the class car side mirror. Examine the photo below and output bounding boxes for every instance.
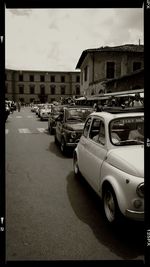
[56,114,63,121]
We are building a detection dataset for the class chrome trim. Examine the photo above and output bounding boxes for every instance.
[126,209,144,221]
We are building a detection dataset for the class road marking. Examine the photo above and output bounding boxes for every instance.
[27,115,33,118]
[18,128,31,133]
[5,129,9,134]
[6,128,46,134]
[16,116,22,118]
[37,128,45,133]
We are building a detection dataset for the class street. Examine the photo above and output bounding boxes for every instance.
[5,107,144,261]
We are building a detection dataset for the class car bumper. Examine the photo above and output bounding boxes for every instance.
[41,115,49,119]
[66,139,80,147]
[125,209,144,221]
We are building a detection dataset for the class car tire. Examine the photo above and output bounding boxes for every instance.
[49,125,53,135]
[54,134,58,144]
[60,137,67,154]
[73,152,80,177]
[103,185,121,224]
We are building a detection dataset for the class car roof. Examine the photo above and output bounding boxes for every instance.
[90,111,144,123]
[64,105,93,110]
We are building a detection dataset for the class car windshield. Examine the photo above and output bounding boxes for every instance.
[109,116,144,146]
[66,108,93,122]
[52,106,63,114]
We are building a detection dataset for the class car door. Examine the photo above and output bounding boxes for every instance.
[55,112,64,142]
[80,117,108,194]
[78,117,92,177]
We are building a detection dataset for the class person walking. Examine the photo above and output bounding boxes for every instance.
[17,101,21,112]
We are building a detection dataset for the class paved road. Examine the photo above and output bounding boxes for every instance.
[5,107,144,261]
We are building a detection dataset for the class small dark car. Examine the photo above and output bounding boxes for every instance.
[5,103,10,121]
[48,105,66,134]
[54,106,94,154]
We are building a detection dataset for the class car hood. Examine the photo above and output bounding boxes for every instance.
[41,109,51,112]
[65,122,84,131]
[106,146,144,177]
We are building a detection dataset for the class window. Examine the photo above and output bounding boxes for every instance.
[19,85,24,94]
[89,119,105,145]
[76,75,80,83]
[133,62,142,72]
[19,74,23,81]
[84,66,88,81]
[61,86,65,95]
[106,62,115,79]
[40,75,45,82]
[51,75,55,82]
[50,85,55,95]
[30,75,34,82]
[83,118,92,138]
[61,76,65,83]
[30,85,35,94]
[40,85,45,95]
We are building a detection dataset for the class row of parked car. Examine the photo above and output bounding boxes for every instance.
[5,100,17,121]
[31,102,144,225]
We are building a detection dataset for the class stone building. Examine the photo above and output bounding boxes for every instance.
[76,44,144,96]
[104,68,144,92]
[5,69,81,104]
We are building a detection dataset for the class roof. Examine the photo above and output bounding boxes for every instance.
[91,111,144,123]
[104,68,144,84]
[76,44,144,69]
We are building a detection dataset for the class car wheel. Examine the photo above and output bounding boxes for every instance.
[73,152,80,177]
[103,186,121,224]
[54,134,58,144]
[49,125,53,135]
[61,137,66,154]
[49,126,51,134]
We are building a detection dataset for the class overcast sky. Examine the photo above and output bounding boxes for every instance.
[5,8,144,72]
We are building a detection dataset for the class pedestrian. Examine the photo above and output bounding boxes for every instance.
[17,101,21,112]
[130,93,143,107]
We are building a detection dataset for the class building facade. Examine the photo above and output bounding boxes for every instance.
[5,69,81,104]
[104,68,144,92]
[76,44,144,96]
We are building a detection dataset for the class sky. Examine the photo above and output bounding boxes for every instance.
[5,8,144,72]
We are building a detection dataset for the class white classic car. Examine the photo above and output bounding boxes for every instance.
[73,109,144,224]
[39,104,53,120]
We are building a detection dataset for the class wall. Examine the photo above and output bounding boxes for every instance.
[5,70,81,103]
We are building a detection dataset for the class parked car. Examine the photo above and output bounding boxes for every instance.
[48,105,67,134]
[39,104,53,120]
[73,108,144,224]
[5,102,10,121]
[31,104,39,112]
[55,106,94,153]
[36,104,45,116]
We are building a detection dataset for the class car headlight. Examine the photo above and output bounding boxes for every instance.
[136,182,144,198]
[71,132,76,138]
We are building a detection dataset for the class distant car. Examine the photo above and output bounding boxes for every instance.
[36,104,45,116]
[31,104,39,113]
[39,104,53,121]
[73,108,144,224]
[48,105,66,134]
[55,106,94,154]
